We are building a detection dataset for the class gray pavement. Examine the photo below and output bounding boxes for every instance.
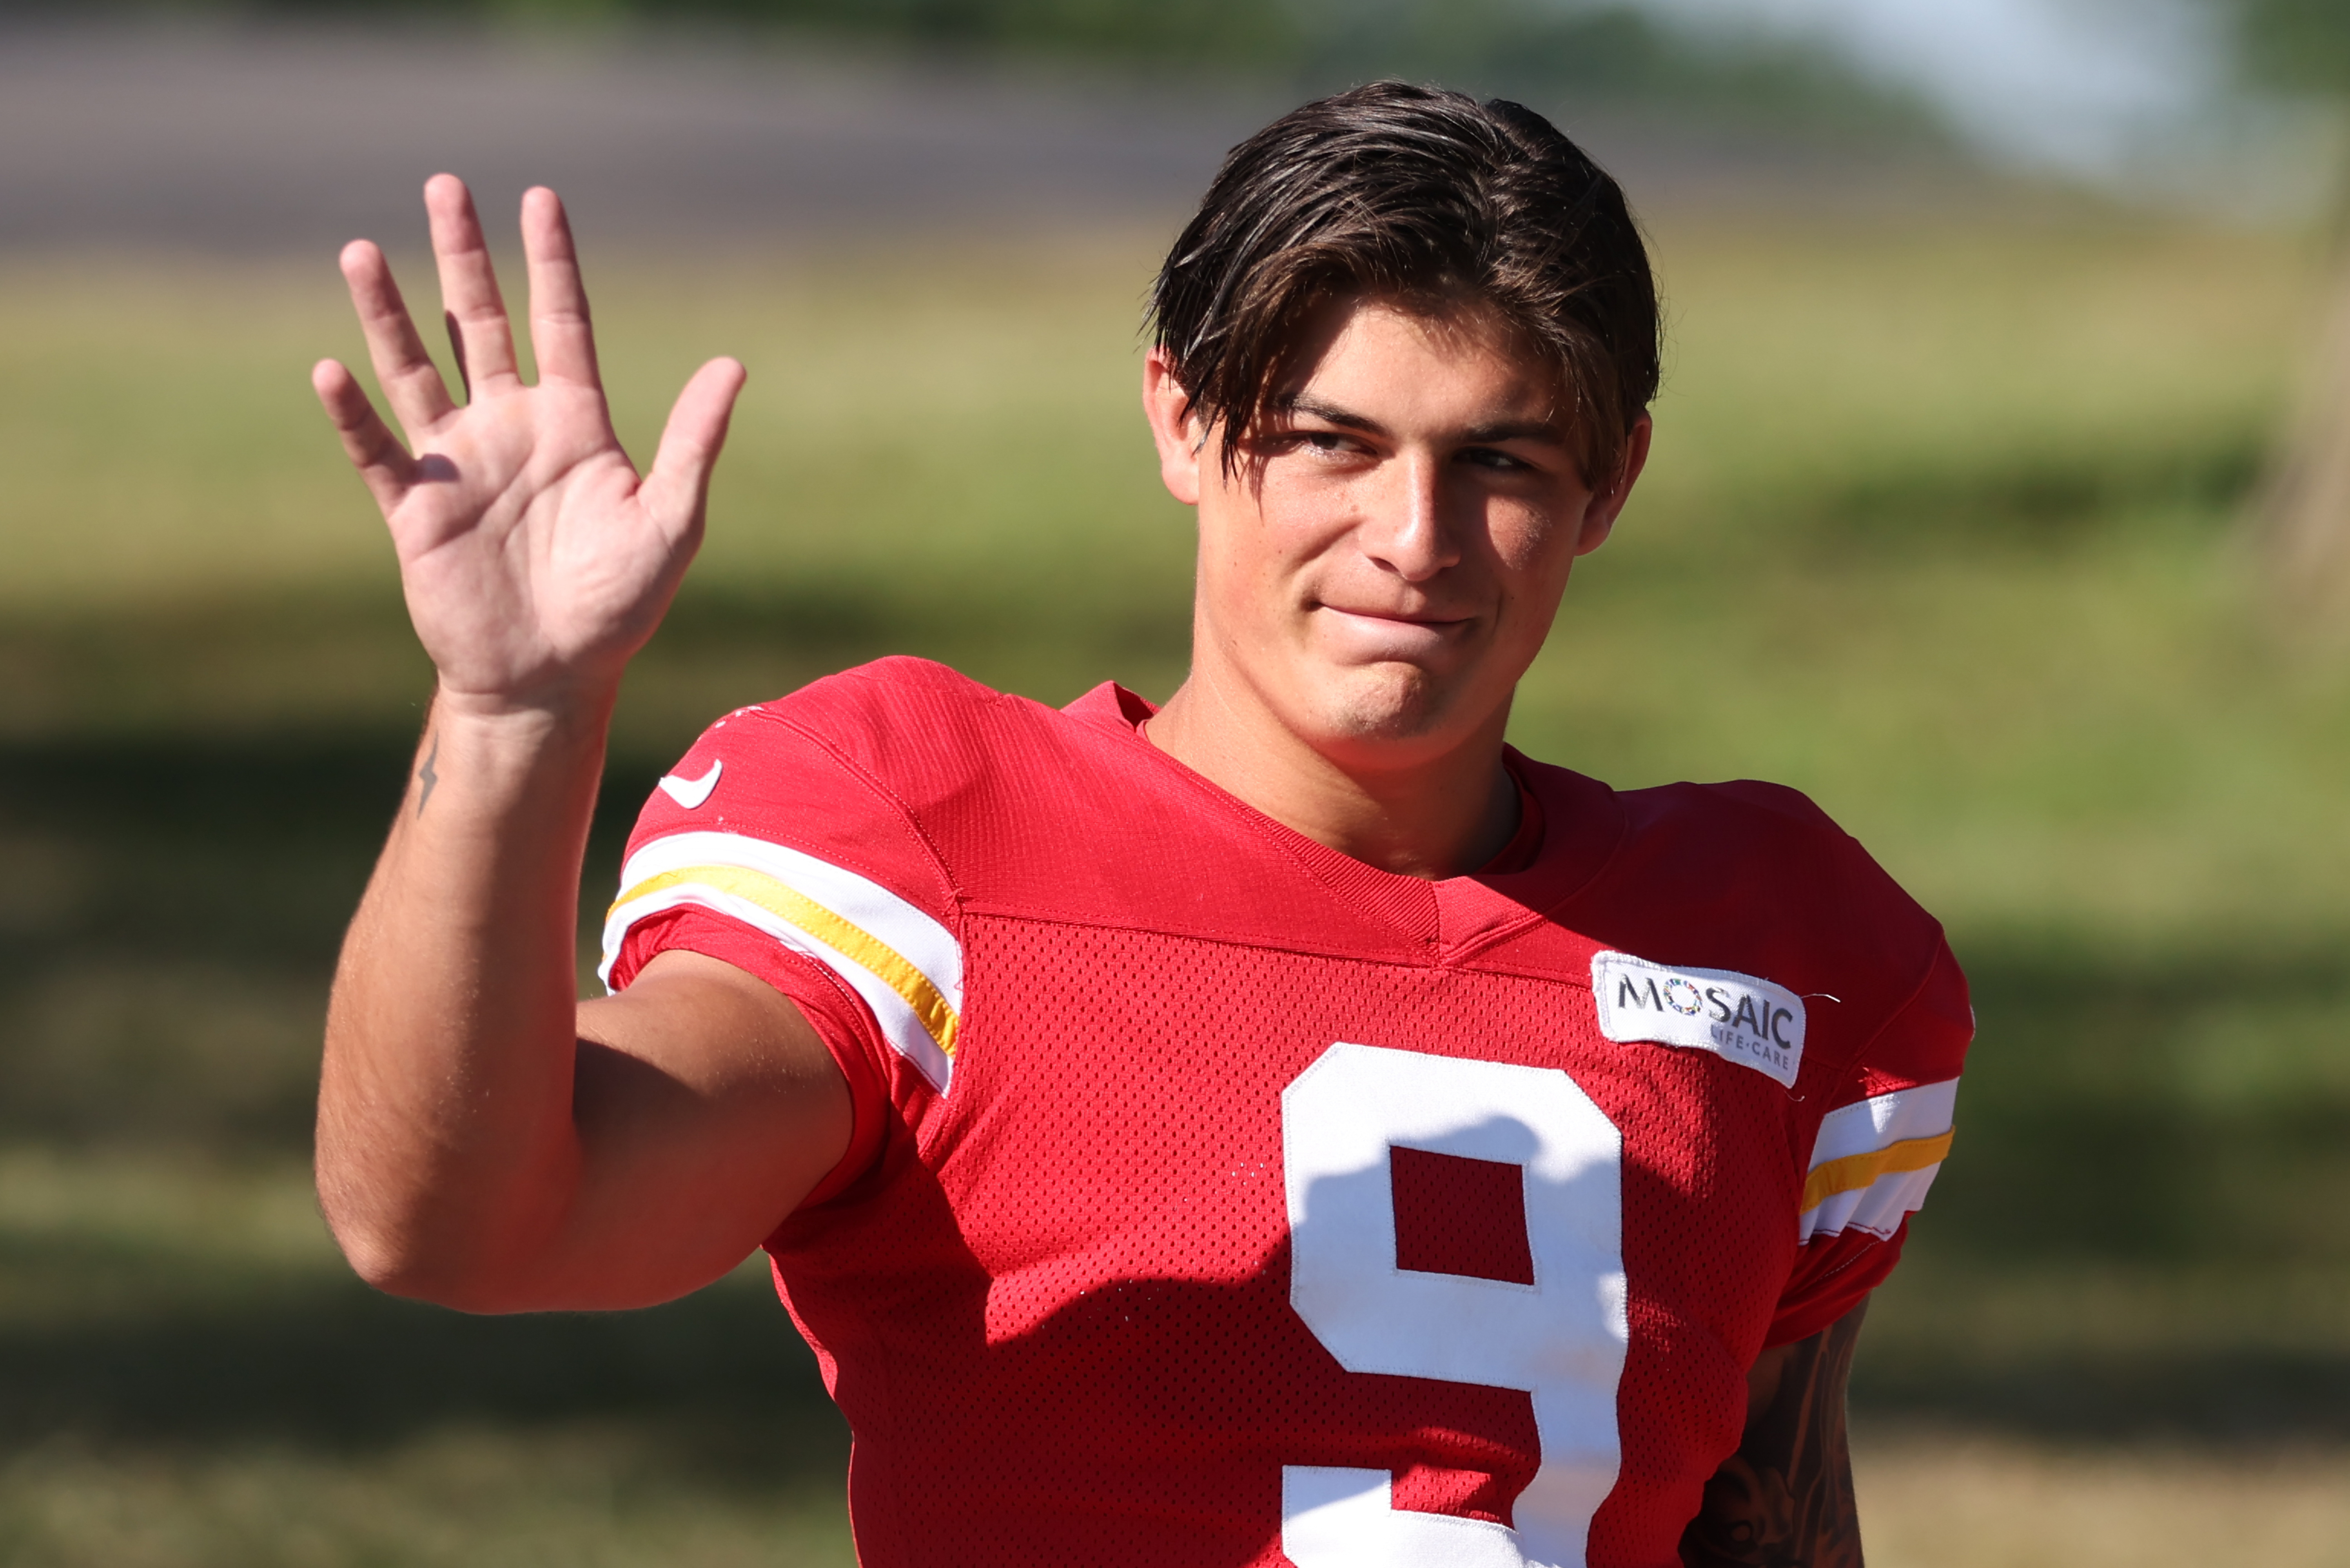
[0,20,1278,253]
[0,18,1967,256]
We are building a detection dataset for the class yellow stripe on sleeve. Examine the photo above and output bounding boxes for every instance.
[612,864,960,1058]
[1800,1129,1954,1214]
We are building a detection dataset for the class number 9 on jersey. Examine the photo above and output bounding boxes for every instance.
[1281,1042,1628,1568]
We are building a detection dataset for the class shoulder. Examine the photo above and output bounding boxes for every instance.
[1605,776,1928,935]
[1616,775,1851,849]
[1541,768,1963,1083]
[626,659,1158,906]
[744,655,1015,777]
[1515,764,1916,935]
[675,655,1081,818]
[764,653,1007,734]
[616,659,1011,915]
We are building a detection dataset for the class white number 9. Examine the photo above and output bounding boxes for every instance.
[1281,1042,1628,1568]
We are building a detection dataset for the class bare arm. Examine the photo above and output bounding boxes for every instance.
[313,176,850,1314]
[1680,1299,1869,1568]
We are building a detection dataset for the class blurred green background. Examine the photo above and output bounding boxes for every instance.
[3,2,2350,1564]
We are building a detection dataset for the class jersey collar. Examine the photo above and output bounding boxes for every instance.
[1065,681,1625,960]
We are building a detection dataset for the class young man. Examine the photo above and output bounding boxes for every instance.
[312,84,1967,1568]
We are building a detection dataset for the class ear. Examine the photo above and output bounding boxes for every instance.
[1571,415,1652,558]
[1142,347,1204,506]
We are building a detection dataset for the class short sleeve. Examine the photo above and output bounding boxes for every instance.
[1767,936,1972,1346]
[597,685,968,1203]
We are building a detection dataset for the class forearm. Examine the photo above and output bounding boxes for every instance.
[1681,1302,1868,1567]
[310,176,769,1309]
[317,685,615,1308]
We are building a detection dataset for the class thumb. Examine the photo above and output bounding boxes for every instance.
[641,356,748,541]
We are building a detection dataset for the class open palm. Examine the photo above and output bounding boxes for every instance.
[313,176,746,715]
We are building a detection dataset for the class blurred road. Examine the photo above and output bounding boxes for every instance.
[0,18,1954,256]
[0,20,1278,253]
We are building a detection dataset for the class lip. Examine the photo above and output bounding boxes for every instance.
[1311,604,1481,662]
[1316,604,1475,631]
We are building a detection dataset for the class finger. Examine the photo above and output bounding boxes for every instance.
[640,357,748,544]
[339,239,456,432]
[424,173,520,395]
[313,358,418,517]
[522,186,602,390]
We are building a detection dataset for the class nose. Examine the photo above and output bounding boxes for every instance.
[1357,450,1461,583]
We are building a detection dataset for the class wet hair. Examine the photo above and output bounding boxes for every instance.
[1150,81,1660,486]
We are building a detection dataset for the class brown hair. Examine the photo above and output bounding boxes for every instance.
[1150,81,1660,486]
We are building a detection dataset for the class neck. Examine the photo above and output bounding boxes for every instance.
[1146,669,1519,881]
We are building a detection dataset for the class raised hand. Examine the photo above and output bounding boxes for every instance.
[313,175,746,716]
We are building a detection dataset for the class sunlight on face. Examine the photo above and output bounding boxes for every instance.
[1178,294,1624,768]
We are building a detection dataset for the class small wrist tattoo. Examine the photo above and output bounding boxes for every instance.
[417,732,440,815]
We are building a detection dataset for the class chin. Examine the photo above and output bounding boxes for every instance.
[1304,664,1469,754]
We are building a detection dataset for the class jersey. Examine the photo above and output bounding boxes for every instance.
[601,657,1971,1568]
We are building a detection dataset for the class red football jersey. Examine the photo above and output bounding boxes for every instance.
[603,658,1970,1568]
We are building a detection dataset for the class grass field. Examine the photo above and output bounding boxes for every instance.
[1,200,2346,1563]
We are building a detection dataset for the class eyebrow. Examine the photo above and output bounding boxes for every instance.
[1277,393,1384,434]
[1276,392,1568,448]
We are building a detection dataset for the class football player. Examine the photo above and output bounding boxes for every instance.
[312,82,1968,1568]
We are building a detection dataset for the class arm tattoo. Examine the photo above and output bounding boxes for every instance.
[416,731,440,816]
[1680,1300,1867,1568]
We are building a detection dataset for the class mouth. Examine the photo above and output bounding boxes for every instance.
[1312,603,1479,657]
[1317,604,1475,631]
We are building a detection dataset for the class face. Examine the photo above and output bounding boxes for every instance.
[1144,293,1650,772]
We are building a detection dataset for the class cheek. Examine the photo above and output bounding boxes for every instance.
[1193,500,1304,637]
[1203,470,1354,584]
[1486,503,1573,588]
[1258,462,1365,544]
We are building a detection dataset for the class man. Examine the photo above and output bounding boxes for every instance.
[312,83,1967,1567]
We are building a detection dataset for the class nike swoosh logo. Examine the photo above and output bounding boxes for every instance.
[657,759,722,810]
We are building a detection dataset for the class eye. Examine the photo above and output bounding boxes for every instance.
[1459,446,1530,472]
[1264,427,1365,463]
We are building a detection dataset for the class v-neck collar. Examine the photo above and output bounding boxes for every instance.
[1069,682,1624,962]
